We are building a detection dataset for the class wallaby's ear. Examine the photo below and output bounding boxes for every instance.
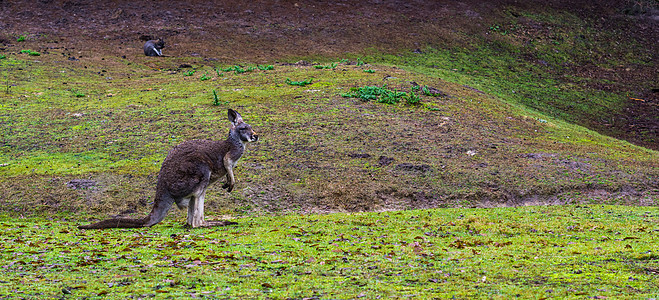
[228,109,243,125]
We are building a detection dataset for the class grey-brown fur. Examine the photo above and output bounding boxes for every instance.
[143,38,165,56]
[79,109,258,229]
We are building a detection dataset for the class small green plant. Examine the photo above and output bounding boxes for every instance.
[215,68,223,77]
[314,63,337,69]
[405,91,421,105]
[221,65,256,74]
[19,49,40,56]
[379,89,406,104]
[489,24,509,35]
[70,88,85,98]
[184,70,195,76]
[342,85,407,104]
[233,65,248,74]
[356,58,365,66]
[212,89,227,106]
[200,73,211,81]
[17,35,26,42]
[0,55,6,59]
[285,78,313,86]
[257,64,274,71]
[363,69,375,73]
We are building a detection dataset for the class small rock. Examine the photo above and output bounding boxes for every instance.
[66,179,97,190]
[378,156,394,166]
[348,153,371,158]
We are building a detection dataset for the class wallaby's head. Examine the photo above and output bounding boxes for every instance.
[155,38,165,49]
[228,109,258,143]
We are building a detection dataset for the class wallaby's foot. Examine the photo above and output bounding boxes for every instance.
[184,221,207,228]
[222,182,234,192]
[184,220,238,228]
[204,220,239,227]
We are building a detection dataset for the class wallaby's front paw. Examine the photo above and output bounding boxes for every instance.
[222,182,234,192]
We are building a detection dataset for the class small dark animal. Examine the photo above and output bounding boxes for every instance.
[143,38,165,56]
[79,109,259,229]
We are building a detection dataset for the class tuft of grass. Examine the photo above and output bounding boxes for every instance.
[257,64,274,71]
[405,91,421,105]
[212,89,227,106]
[221,65,256,74]
[285,78,313,86]
[19,49,41,56]
[183,70,195,76]
[342,85,408,104]
[199,72,211,81]
[69,88,85,98]
[363,69,375,73]
[17,35,26,42]
[314,63,337,69]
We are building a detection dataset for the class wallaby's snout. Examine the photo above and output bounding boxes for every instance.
[242,127,258,143]
[249,130,259,142]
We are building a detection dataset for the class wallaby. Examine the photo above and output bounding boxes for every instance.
[79,109,258,229]
[143,38,165,56]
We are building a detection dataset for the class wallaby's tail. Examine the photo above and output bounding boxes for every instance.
[79,194,174,229]
[78,217,148,229]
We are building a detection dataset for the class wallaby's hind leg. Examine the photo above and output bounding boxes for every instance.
[186,190,206,228]
[144,192,175,227]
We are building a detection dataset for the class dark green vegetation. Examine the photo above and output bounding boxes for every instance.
[0,0,657,298]
[2,205,658,298]
[284,78,313,87]
[342,85,423,105]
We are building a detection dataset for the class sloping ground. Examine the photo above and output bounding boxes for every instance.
[0,0,657,217]
[1,0,656,148]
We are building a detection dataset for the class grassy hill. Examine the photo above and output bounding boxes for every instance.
[0,51,656,216]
